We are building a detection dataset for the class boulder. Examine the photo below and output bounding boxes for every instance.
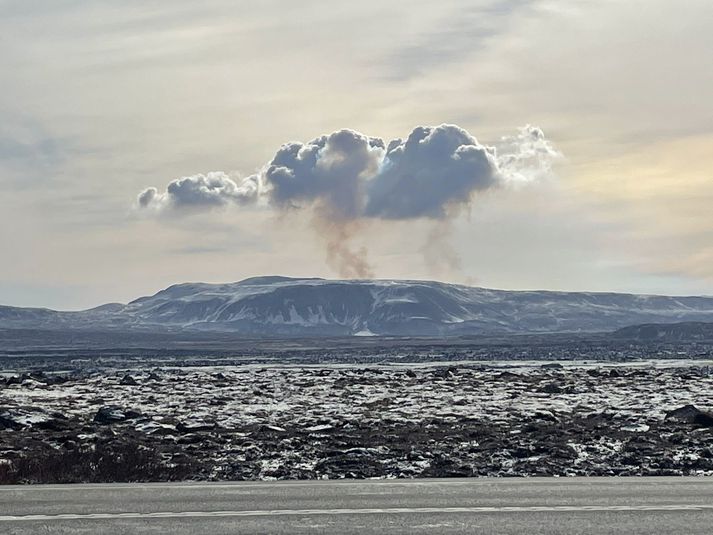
[0,409,23,430]
[119,374,138,386]
[432,367,458,379]
[176,420,216,433]
[665,405,713,427]
[539,382,563,394]
[34,416,71,431]
[93,405,140,424]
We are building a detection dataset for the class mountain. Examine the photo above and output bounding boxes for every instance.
[3,276,713,337]
[613,322,713,342]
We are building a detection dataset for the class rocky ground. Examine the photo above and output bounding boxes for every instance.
[1,362,713,483]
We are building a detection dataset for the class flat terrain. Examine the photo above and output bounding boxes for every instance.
[3,328,713,368]
[1,477,712,534]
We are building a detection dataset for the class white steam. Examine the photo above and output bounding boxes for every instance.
[136,124,560,277]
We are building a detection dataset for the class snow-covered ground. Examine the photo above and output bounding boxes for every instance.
[1,361,712,482]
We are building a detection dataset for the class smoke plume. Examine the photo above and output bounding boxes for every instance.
[319,218,374,279]
[420,218,463,278]
[262,129,385,276]
[136,124,559,277]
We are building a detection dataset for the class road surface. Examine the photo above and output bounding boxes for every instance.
[1,477,712,534]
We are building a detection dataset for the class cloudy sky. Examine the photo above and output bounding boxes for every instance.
[1,0,712,309]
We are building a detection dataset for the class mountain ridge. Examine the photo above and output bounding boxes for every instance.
[3,276,713,337]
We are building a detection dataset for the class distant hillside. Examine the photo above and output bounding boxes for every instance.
[613,322,713,342]
[3,277,713,337]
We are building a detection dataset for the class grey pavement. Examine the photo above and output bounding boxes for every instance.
[1,477,712,534]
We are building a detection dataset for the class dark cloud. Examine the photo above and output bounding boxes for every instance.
[364,124,497,219]
[263,129,384,276]
[265,129,384,220]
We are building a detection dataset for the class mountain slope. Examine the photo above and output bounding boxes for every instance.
[3,277,713,336]
[613,322,713,342]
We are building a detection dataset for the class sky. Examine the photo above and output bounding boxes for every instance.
[1,0,712,310]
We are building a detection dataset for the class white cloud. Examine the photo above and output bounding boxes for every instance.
[495,125,561,184]
[137,172,260,212]
[140,124,556,221]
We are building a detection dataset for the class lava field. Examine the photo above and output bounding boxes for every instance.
[1,362,712,483]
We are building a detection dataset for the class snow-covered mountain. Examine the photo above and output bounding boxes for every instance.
[3,276,713,336]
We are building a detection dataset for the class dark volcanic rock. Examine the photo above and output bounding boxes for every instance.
[432,366,458,379]
[34,416,71,432]
[119,374,138,386]
[0,410,23,430]
[176,421,216,433]
[539,382,563,394]
[94,406,141,424]
[665,405,713,427]
[3,363,713,482]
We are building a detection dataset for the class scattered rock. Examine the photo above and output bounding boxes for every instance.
[35,416,71,431]
[176,420,215,433]
[534,410,560,423]
[539,382,562,394]
[496,371,521,380]
[0,410,23,430]
[621,423,650,433]
[3,364,713,482]
[119,374,138,386]
[665,405,713,427]
[432,366,459,379]
[94,406,141,424]
[176,433,206,445]
[28,371,47,383]
[44,374,69,386]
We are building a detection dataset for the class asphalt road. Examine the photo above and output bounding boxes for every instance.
[1,477,712,534]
